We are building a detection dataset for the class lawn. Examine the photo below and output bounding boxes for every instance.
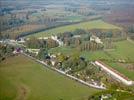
[0,55,99,100]
[48,46,76,55]
[105,62,134,80]
[103,40,134,80]
[107,40,134,61]
[80,51,111,61]
[49,46,111,61]
[28,20,121,38]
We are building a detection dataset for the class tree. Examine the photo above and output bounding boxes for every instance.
[26,37,40,49]
[57,53,66,62]
[128,25,134,33]
[47,38,59,48]
[64,37,70,46]
[73,29,87,35]
[37,48,48,60]
[75,38,81,46]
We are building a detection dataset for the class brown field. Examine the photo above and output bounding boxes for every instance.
[1,24,46,39]
[104,5,134,27]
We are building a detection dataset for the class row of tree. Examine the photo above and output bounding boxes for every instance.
[26,37,59,49]
[79,41,104,51]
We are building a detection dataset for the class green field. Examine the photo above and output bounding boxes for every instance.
[63,16,85,22]
[48,40,134,80]
[82,40,134,61]
[104,40,134,80]
[49,40,134,61]
[28,20,121,38]
[107,40,134,61]
[82,40,134,80]
[105,62,134,80]
[80,51,111,61]
[0,55,99,100]
[49,46,111,61]
[49,46,76,55]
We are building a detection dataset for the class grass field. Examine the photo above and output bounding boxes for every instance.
[104,40,134,80]
[48,40,134,80]
[63,16,85,22]
[82,40,134,61]
[49,46,111,61]
[49,40,134,61]
[28,20,121,38]
[48,46,76,55]
[0,55,99,100]
[107,40,134,61]
[82,40,134,80]
[80,51,111,61]
[105,62,134,80]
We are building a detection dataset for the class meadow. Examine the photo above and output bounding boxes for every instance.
[104,40,134,80]
[48,40,134,80]
[49,46,111,61]
[81,40,134,80]
[107,40,134,61]
[28,20,121,38]
[0,55,99,100]
[105,62,134,80]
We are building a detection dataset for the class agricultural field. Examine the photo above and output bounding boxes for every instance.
[28,20,121,38]
[104,40,134,80]
[63,16,85,22]
[105,62,134,80]
[0,55,99,100]
[107,40,134,61]
[82,40,134,61]
[1,24,47,39]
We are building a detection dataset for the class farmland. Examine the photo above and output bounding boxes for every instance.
[0,55,99,100]
[104,40,134,80]
[1,0,134,99]
[28,20,121,38]
[107,40,134,61]
[105,62,134,80]
[1,24,47,39]
[82,40,134,61]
